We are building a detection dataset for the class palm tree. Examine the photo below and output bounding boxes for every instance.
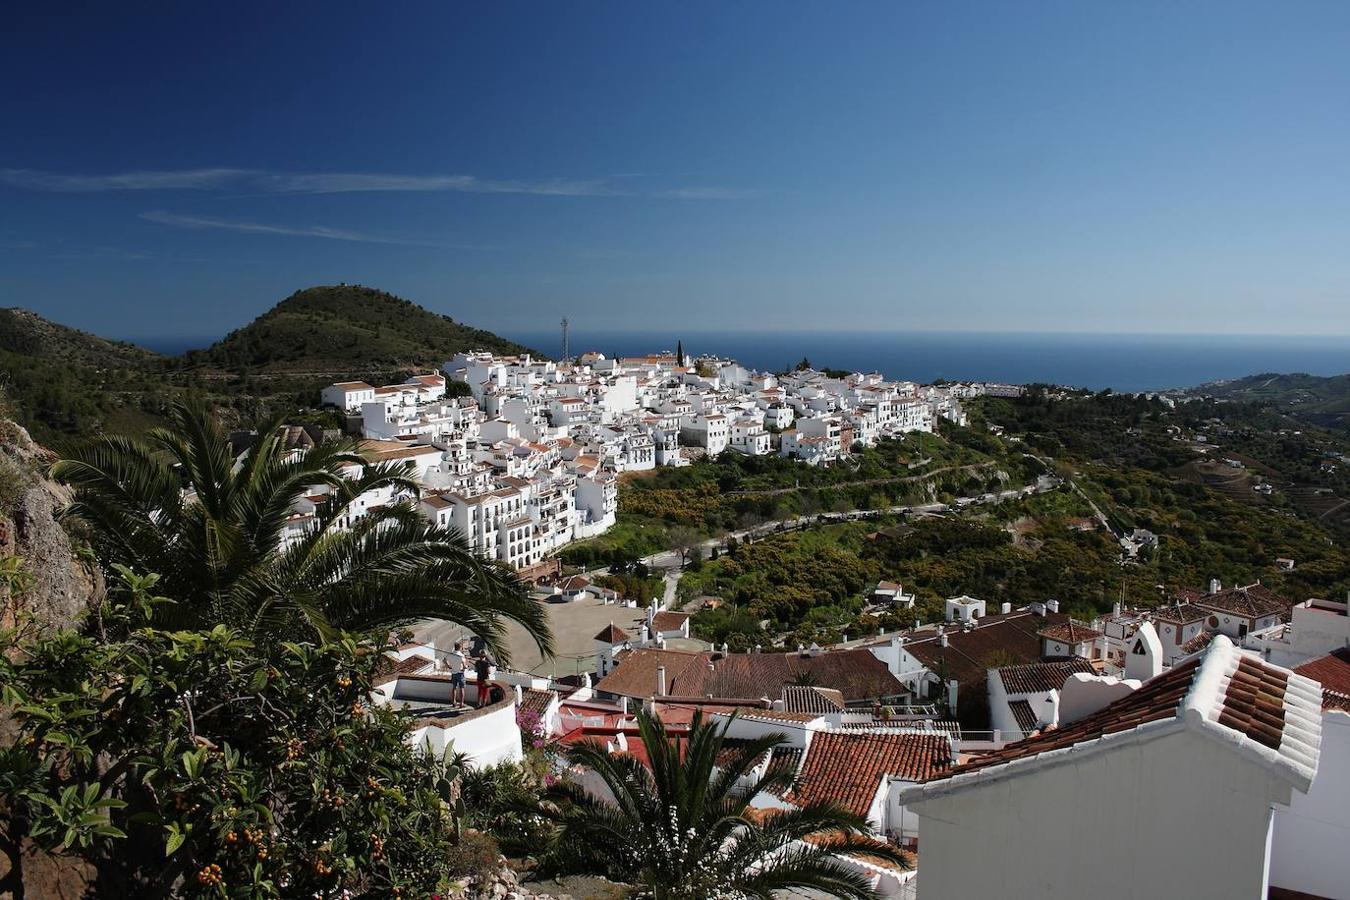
[51,402,551,661]
[537,708,906,899]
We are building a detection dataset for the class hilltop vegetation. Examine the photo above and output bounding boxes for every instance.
[681,391,1350,650]
[182,284,538,374]
[0,286,537,443]
[0,308,174,439]
[1190,372,1350,432]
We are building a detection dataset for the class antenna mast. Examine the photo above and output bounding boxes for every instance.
[560,317,569,364]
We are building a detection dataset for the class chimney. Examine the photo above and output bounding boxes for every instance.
[938,630,949,648]
[841,632,848,644]
[656,666,666,696]
[1046,599,1060,614]
[1209,577,1221,595]
[946,679,959,710]
[1000,602,1012,615]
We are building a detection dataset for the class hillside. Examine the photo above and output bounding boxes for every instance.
[182,284,540,374]
[1190,372,1350,430]
[0,286,539,443]
[0,308,173,441]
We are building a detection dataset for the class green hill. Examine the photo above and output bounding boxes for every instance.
[1191,372,1350,430]
[0,308,172,440]
[182,284,539,374]
[0,286,542,443]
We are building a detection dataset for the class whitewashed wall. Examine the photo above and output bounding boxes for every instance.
[1269,710,1350,899]
[908,728,1295,900]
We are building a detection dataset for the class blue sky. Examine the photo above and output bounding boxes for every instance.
[3,2,1349,340]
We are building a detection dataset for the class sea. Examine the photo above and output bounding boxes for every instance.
[496,330,1350,393]
[133,331,1350,394]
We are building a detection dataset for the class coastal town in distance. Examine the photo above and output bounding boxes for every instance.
[311,331,1346,898]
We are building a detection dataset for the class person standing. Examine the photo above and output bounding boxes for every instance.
[445,641,467,708]
[474,648,495,708]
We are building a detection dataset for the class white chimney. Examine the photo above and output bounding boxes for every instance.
[1000,602,1012,615]
[946,679,959,710]
[656,665,666,696]
[1046,599,1060,614]
[938,630,949,648]
[1209,578,1221,595]
[841,633,848,644]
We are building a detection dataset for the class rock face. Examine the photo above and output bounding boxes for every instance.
[0,418,101,900]
[0,419,101,632]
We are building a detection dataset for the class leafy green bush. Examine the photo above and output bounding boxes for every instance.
[0,569,471,898]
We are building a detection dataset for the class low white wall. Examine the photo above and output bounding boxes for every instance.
[413,698,523,769]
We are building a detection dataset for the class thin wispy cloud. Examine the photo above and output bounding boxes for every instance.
[1,168,250,192]
[139,210,474,248]
[1,167,753,200]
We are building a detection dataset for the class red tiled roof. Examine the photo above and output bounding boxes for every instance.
[1218,657,1290,750]
[788,731,952,817]
[1036,621,1103,645]
[1153,603,1208,625]
[650,611,690,632]
[690,650,905,703]
[782,685,846,714]
[930,638,1323,793]
[1178,630,1217,656]
[903,612,1069,694]
[598,647,905,703]
[374,653,432,681]
[1183,583,1288,620]
[997,658,1096,695]
[594,623,629,643]
[957,658,1205,775]
[518,688,557,720]
[1293,647,1350,708]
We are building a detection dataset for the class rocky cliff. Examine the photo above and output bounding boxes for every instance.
[0,417,101,631]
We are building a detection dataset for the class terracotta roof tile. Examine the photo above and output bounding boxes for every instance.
[1008,699,1039,734]
[996,658,1096,695]
[374,653,432,681]
[594,623,629,643]
[1293,648,1350,709]
[924,637,1323,794]
[1184,584,1288,620]
[788,731,953,817]
[1153,603,1208,625]
[782,685,847,714]
[956,657,1204,776]
[1036,621,1103,645]
[518,688,557,720]
[650,611,690,632]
